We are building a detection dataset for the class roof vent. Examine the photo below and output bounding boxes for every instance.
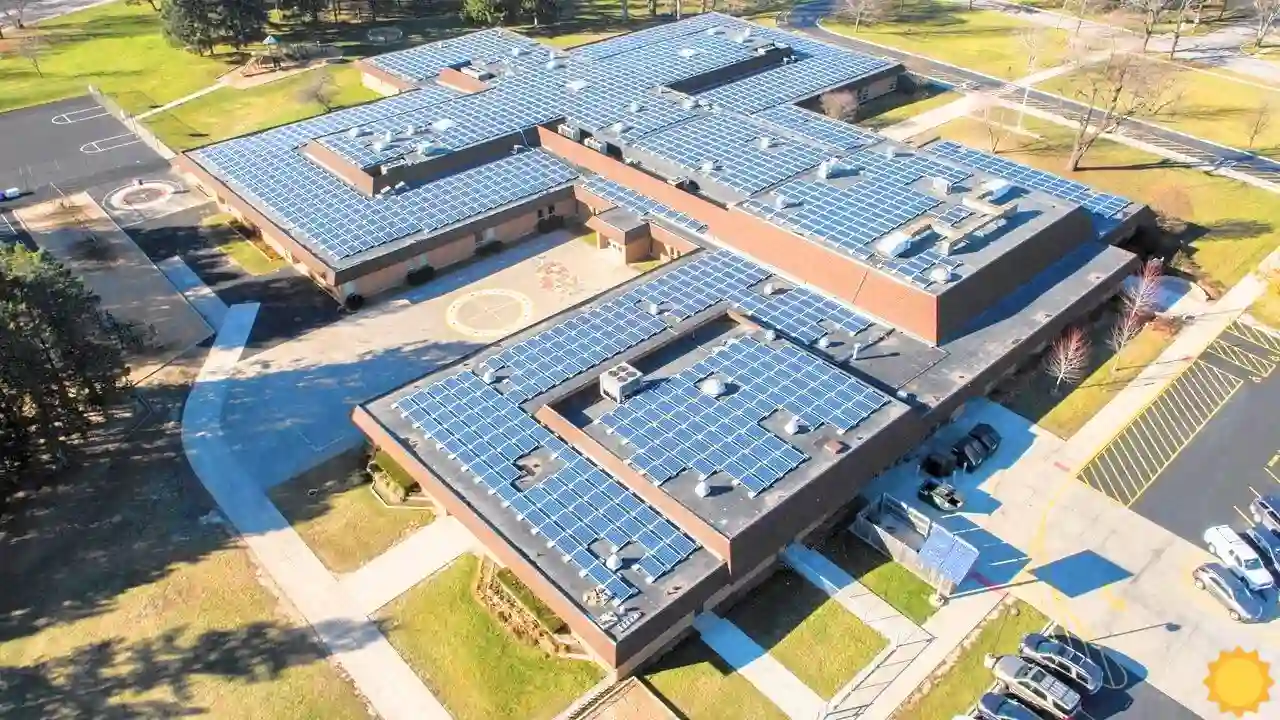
[762,281,777,296]
[605,553,622,571]
[699,159,718,173]
[347,127,366,139]
[772,194,791,210]
[372,139,389,152]
[699,376,726,398]
[394,181,406,191]
[431,118,456,133]
[817,158,838,179]
[647,301,661,315]
[817,335,831,349]
[874,230,913,258]
[403,123,417,136]
[694,480,711,498]
[784,416,804,435]
[600,362,644,403]
[629,100,643,113]
[510,46,525,57]
[566,79,589,92]
[481,367,497,383]
[882,145,899,159]
[931,176,954,194]
[681,96,698,110]
[545,58,567,70]
[380,130,395,143]
[757,136,773,150]
[677,47,701,58]
[928,265,953,284]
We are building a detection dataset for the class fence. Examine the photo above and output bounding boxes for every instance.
[851,493,979,598]
[87,85,177,160]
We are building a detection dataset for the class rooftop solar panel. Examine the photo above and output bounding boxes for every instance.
[366,27,550,83]
[846,145,971,187]
[393,371,702,603]
[698,53,893,114]
[570,12,727,60]
[928,141,1131,218]
[751,104,882,152]
[581,176,708,234]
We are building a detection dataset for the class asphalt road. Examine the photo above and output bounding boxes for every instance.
[0,96,167,207]
[780,1,1280,188]
[1,0,115,28]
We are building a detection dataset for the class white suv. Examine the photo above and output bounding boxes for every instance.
[1204,525,1274,591]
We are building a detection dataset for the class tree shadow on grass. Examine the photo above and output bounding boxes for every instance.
[0,619,368,719]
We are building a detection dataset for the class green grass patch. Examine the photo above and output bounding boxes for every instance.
[1039,60,1280,159]
[145,64,378,152]
[496,568,568,634]
[643,638,788,720]
[1251,273,1280,329]
[894,600,1049,720]
[817,530,938,626]
[199,213,287,275]
[932,113,1280,288]
[0,1,235,114]
[375,449,420,494]
[268,469,431,574]
[823,0,1072,80]
[858,85,961,130]
[378,555,603,720]
[726,568,887,699]
[1001,313,1178,439]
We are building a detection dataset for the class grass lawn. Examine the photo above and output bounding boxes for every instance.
[823,0,1072,80]
[0,2,235,114]
[0,369,367,718]
[268,469,431,574]
[496,568,567,634]
[859,85,961,130]
[1251,273,1280,329]
[377,554,602,720]
[1039,60,1280,159]
[894,600,1048,720]
[643,638,787,720]
[1001,317,1177,438]
[726,568,887,699]
[145,65,379,152]
[817,530,938,626]
[198,213,288,275]
[931,112,1280,288]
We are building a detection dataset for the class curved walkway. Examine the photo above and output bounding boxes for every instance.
[181,302,452,720]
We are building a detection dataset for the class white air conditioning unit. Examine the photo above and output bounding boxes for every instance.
[558,123,582,141]
[584,136,607,153]
[600,362,644,403]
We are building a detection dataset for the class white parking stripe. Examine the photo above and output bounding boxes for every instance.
[80,133,142,154]
[52,107,110,124]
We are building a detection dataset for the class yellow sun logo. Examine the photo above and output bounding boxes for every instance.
[1205,648,1273,717]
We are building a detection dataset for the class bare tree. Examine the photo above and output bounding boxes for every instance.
[1247,101,1273,148]
[1108,258,1163,374]
[1168,0,1195,57]
[980,104,1011,152]
[1124,0,1170,51]
[297,69,337,111]
[1044,326,1092,392]
[841,0,891,32]
[1254,0,1280,48]
[820,90,859,122]
[1061,40,1179,170]
[17,34,46,78]
[1068,0,1094,35]
[0,0,31,38]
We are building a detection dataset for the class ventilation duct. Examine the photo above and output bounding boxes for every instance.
[699,376,726,398]
[481,367,497,383]
[694,480,711,498]
[928,265,953,284]
[784,416,804,435]
[605,553,622,571]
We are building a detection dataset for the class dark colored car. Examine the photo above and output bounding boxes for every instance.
[921,450,958,479]
[1252,494,1280,535]
[1240,526,1280,580]
[1019,633,1103,694]
[1192,562,1266,623]
[970,423,1002,454]
[974,692,1042,720]
[953,435,990,472]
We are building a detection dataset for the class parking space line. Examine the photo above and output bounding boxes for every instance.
[1205,340,1274,379]
[1228,321,1280,354]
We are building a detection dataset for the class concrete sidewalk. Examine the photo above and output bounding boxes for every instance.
[182,303,453,720]
[693,612,826,720]
[341,515,475,615]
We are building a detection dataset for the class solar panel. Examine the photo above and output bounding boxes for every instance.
[698,53,893,114]
[570,12,727,61]
[393,371,701,600]
[581,176,708,234]
[752,104,882,152]
[928,140,1131,218]
[366,27,551,83]
[741,179,961,286]
[931,204,975,227]
[598,336,889,496]
[632,113,827,195]
[846,145,971,187]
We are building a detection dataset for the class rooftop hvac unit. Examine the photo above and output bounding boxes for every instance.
[699,376,726,398]
[757,136,773,150]
[583,136,607,153]
[982,179,1015,204]
[402,123,417,136]
[347,127,366,139]
[545,58,567,70]
[773,194,791,210]
[667,176,690,190]
[557,123,582,141]
[881,145,899,159]
[565,79,589,92]
[510,46,525,57]
[681,96,698,110]
[817,159,838,180]
[372,140,389,153]
[381,130,395,143]
[931,176,954,195]
[699,159,718,173]
[874,230,913,258]
[629,100,644,113]
[600,362,644,403]
[677,47,701,58]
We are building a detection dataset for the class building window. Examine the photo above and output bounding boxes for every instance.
[483,227,496,243]
[547,204,555,216]
[537,208,545,218]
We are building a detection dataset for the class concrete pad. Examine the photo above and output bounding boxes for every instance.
[693,612,826,720]
[341,516,475,615]
[157,255,228,329]
[17,193,212,382]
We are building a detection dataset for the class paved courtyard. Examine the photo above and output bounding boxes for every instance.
[217,230,641,489]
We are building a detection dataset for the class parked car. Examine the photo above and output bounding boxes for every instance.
[1240,526,1280,579]
[988,655,1082,720]
[1018,633,1104,694]
[1192,562,1266,622]
[919,478,964,511]
[974,692,1042,720]
[921,450,958,479]
[969,423,1002,454]
[1,188,20,201]
[1251,494,1280,535]
[1203,525,1275,591]
[953,424,1002,472]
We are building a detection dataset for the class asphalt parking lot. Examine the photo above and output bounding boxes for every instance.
[0,96,167,206]
[1046,627,1200,720]
[1078,320,1280,546]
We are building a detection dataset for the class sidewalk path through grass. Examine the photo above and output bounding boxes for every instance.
[182,302,454,720]
[692,612,827,720]
[341,515,476,616]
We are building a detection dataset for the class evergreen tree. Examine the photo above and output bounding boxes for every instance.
[218,0,267,49]
[460,0,500,25]
[0,245,140,494]
[295,0,326,21]
[161,0,218,54]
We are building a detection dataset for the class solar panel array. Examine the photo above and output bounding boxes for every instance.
[392,371,700,602]
[742,179,965,287]
[481,251,874,402]
[845,146,971,187]
[598,337,889,495]
[195,146,578,260]
[633,113,827,195]
[929,141,1131,218]
[581,176,708,234]
[931,204,975,227]
[565,89,696,139]
[366,27,550,83]
[571,12,727,61]
[698,53,893,114]
[752,104,882,152]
